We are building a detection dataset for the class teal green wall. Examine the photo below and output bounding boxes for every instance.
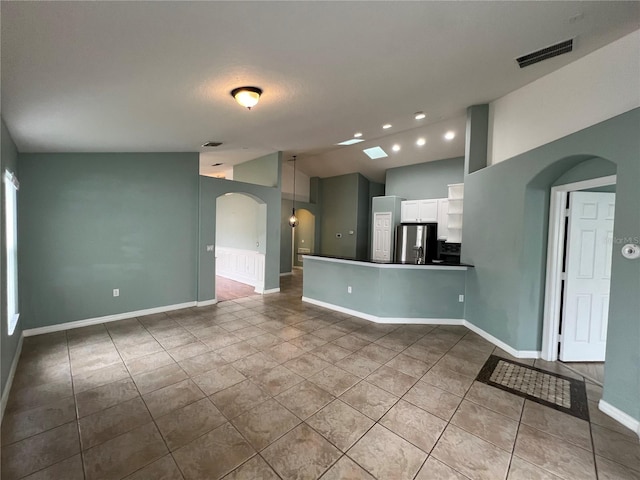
[552,157,617,186]
[233,152,281,188]
[303,257,466,319]
[1,119,22,403]
[198,176,281,301]
[216,193,265,253]
[18,153,200,329]
[280,199,320,273]
[293,209,316,267]
[355,174,370,259]
[385,157,464,199]
[462,108,640,421]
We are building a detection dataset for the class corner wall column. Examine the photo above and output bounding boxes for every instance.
[465,104,489,174]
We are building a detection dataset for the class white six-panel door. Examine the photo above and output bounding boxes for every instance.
[372,212,393,262]
[560,192,615,362]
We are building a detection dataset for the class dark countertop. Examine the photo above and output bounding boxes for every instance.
[302,254,473,268]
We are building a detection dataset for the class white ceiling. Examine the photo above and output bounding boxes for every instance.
[2,2,639,183]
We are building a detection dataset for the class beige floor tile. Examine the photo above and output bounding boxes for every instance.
[588,400,638,438]
[232,352,280,377]
[125,350,176,376]
[492,348,536,366]
[142,379,205,418]
[79,397,152,450]
[67,324,111,347]
[192,364,246,395]
[366,365,417,396]
[156,397,226,451]
[11,360,72,391]
[348,424,427,480]
[21,454,84,480]
[217,341,259,362]
[167,341,212,362]
[592,424,640,472]
[432,424,511,480]
[200,332,243,350]
[340,381,399,421]
[357,343,398,364]
[595,454,640,480]
[265,342,306,363]
[283,352,331,378]
[436,352,486,378]
[422,363,474,397]
[288,333,328,352]
[246,332,286,350]
[332,333,371,352]
[585,381,603,402]
[123,454,184,479]
[116,339,164,361]
[76,377,139,418]
[155,330,198,350]
[276,381,334,419]
[319,455,375,479]
[403,380,462,421]
[222,455,279,479]
[132,363,189,394]
[385,353,432,378]
[313,326,348,342]
[521,400,592,450]
[0,422,80,480]
[178,350,227,377]
[70,343,121,376]
[262,423,341,479]
[275,326,307,341]
[336,353,382,379]
[308,365,360,396]
[6,377,74,414]
[374,332,415,352]
[464,381,524,421]
[533,359,582,380]
[415,456,470,479]
[507,456,562,479]
[1,395,76,446]
[380,399,447,453]
[514,424,596,480]
[306,399,374,452]
[402,343,446,364]
[311,343,353,363]
[72,362,130,394]
[252,365,304,396]
[231,325,267,340]
[230,399,301,451]
[451,400,519,452]
[210,379,271,419]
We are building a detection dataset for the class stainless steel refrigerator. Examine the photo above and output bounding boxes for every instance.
[394,223,437,264]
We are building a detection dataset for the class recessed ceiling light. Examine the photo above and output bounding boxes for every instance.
[392,144,401,152]
[416,138,426,146]
[336,138,365,146]
[354,132,363,138]
[444,131,456,140]
[363,146,388,159]
[382,124,392,129]
[414,112,426,120]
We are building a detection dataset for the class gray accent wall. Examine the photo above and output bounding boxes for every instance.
[385,157,464,199]
[18,153,200,329]
[462,108,640,422]
[233,152,281,188]
[1,119,21,402]
[280,199,320,273]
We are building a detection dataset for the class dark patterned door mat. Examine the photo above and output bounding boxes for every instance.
[476,355,589,421]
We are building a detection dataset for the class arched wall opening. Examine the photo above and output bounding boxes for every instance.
[292,208,315,268]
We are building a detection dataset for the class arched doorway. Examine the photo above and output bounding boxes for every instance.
[292,208,315,269]
[215,192,267,301]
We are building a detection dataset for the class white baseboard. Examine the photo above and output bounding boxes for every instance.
[301,297,541,359]
[463,321,541,359]
[263,288,281,295]
[301,297,464,325]
[1,332,24,423]
[599,399,640,440]
[196,299,218,307]
[23,301,197,337]
[216,271,257,287]
[280,272,293,277]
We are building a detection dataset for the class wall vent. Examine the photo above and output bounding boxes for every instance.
[202,141,223,147]
[516,39,573,68]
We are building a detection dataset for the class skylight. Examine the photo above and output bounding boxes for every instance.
[336,138,365,146]
[363,146,388,159]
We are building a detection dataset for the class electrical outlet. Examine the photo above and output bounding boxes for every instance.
[458,294,464,303]
[347,286,352,294]
[113,289,120,297]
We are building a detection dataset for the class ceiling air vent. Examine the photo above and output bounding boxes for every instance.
[516,39,573,68]
[202,141,223,147]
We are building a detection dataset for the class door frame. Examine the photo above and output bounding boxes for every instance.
[541,175,616,361]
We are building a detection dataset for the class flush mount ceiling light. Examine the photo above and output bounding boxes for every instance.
[231,86,262,110]
[354,132,363,138]
[444,131,456,140]
[416,137,426,146]
[382,124,392,129]
[414,112,426,120]
[392,144,401,152]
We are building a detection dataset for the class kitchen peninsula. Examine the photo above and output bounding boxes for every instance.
[301,255,471,324]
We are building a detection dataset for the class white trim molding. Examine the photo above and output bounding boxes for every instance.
[279,272,293,277]
[216,247,265,292]
[196,299,218,307]
[1,332,24,422]
[23,301,197,337]
[262,288,281,295]
[301,297,541,359]
[541,175,617,361]
[599,399,640,440]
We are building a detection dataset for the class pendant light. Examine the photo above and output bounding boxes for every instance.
[289,156,299,227]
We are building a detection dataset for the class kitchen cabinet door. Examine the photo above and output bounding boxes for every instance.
[418,200,438,222]
[401,201,420,222]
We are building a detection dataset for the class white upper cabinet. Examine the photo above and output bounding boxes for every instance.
[437,199,449,240]
[446,183,464,243]
[401,199,438,223]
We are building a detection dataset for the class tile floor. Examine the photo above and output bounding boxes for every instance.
[1,272,639,480]
[215,276,257,302]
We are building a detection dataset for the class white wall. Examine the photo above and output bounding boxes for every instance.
[281,162,310,203]
[488,30,640,165]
